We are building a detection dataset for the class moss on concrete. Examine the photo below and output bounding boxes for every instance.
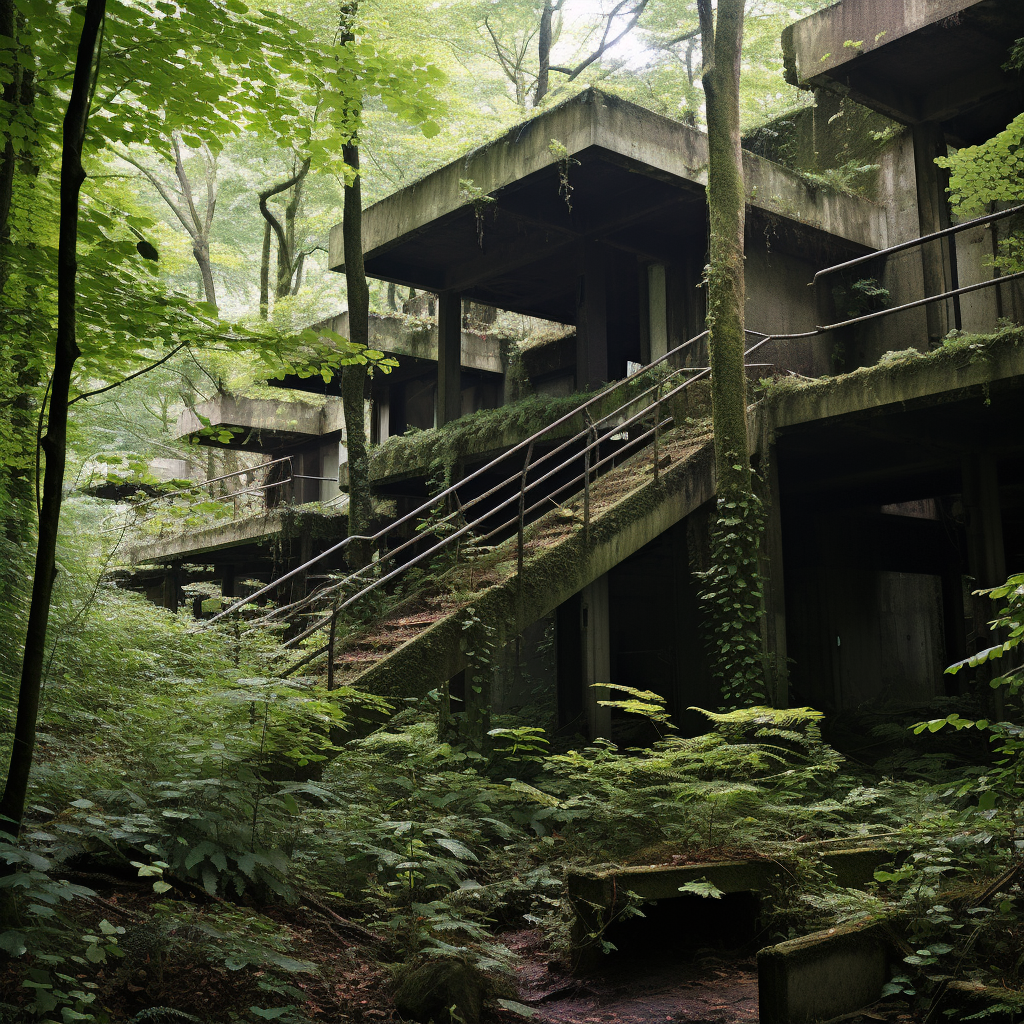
[369,366,675,488]
[760,325,1024,427]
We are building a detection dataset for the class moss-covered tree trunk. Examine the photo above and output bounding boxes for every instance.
[340,2,372,570]
[697,0,768,707]
[0,0,106,840]
[700,0,748,498]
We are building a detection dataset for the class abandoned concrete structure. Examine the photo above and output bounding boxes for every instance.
[126,0,1024,738]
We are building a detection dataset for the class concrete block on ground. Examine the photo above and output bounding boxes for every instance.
[758,917,891,1024]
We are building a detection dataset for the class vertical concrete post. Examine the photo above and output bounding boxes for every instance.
[582,574,612,740]
[648,263,669,363]
[221,564,237,600]
[437,290,462,426]
[912,122,954,344]
[962,454,1006,589]
[576,244,609,390]
[764,447,789,708]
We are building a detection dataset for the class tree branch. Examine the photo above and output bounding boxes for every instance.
[116,148,194,237]
[69,341,190,405]
[171,131,203,237]
[552,0,651,82]
[258,158,311,284]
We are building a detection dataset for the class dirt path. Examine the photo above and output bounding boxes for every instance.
[506,931,758,1024]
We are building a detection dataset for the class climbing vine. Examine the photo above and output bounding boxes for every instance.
[548,138,579,214]
[695,493,768,707]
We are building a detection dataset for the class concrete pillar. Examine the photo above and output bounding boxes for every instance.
[764,449,789,708]
[576,244,609,390]
[221,564,237,600]
[437,290,462,426]
[912,122,955,344]
[582,574,612,740]
[962,454,1006,589]
[648,264,668,362]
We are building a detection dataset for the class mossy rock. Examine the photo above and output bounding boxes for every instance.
[392,956,491,1022]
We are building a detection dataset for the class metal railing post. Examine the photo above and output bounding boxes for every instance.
[517,440,534,589]
[653,381,662,485]
[583,425,595,546]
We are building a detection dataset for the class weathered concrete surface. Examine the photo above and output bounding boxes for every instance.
[126,508,345,565]
[568,848,885,924]
[783,0,1024,145]
[176,395,328,449]
[764,330,1024,431]
[784,0,981,88]
[125,510,292,564]
[758,918,892,1024]
[316,311,503,376]
[331,88,887,274]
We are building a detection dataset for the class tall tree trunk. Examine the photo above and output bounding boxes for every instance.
[697,0,769,708]
[339,1,372,570]
[193,237,216,307]
[0,0,106,840]
[700,0,748,498]
[259,218,271,319]
[534,3,554,105]
[342,137,372,570]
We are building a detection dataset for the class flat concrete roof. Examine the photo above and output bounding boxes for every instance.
[783,0,1024,146]
[330,88,887,323]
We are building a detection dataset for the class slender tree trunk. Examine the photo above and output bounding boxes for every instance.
[342,138,372,570]
[700,0,748,498]
[260,218,271,319]
[338,1,372,570]
[0,0,106,840]
[534,4,554,105]
[193,237,216,307]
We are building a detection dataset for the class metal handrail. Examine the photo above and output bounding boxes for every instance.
[207,328,716,625]
[813,204,1024,282]
[211,208,1024,661]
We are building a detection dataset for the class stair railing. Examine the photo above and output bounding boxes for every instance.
[209,203,1024,666]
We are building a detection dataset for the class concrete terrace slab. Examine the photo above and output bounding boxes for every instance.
[124,508,345,565]
[267,312,503,396]
[176,395,332,451]
[330,89,887,323]
[783,0,1024,146]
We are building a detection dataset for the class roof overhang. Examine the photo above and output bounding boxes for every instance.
[782,0,1024,146]
[330,89,887,324]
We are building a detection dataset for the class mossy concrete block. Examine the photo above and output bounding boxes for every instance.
[757,917,891,1024]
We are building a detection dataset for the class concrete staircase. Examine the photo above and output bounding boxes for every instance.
[325,419,716,702]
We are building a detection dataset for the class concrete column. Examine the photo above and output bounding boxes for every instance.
[912,122,954,344]
[221,564,237,600]
[962,454,1006,589]
[576,244,609,390]
[582,574,612,740]
[437,290,462,426]
[648,263,668,362]
[764,448,789,708]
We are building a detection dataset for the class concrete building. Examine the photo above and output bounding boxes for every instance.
[126,0,1024,735]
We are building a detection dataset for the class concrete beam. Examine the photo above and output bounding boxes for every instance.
[176,395,326,447]
[316,311,503,376]
[783,0,981,92]
[330,89,887,273]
